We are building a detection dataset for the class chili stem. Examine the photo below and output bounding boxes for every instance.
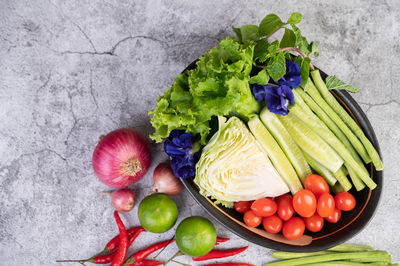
[171,259,191,266]
[56,259,92,263]
[165,251,184,264]
[152,236,175,259]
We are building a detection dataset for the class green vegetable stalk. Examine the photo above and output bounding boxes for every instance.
[311,70,384,170]
[295,88,364,170]
[293,88,364,190]
[266,251,391,265]
[268,244,396,266]
[302,151,337,186]
[278,112,343,173]
[302,80,370,164]
[259,108,311,182]
[333,167,353,191]
[289,103,376,190]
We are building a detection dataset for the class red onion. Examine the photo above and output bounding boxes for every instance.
[104,189,135,212]
[152,162,184,195]
[92,128,151,188]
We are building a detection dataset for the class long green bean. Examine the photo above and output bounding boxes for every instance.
[296,87,365,170]
[345,163,366,191]
[295,88,363,190]
[306,262,387,266]
[303,79,370,164]
[272,251,332,259]
[302,151,337,186]
[290,104,376,190]
[278,113,343,173]
[333,166,353,191]
[265,251,390,266]
[311,70,383,170]
[328,243,374,252]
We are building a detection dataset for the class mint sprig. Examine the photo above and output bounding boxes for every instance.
[233,12,318,84]
[326,76,360,93]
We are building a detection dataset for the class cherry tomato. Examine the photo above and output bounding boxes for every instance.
[317,193,335,218]
[293,189,317,218]
[234,201,253,214]
[282,217,305,240]
[243,210,262,227]
[304,213,324,232]
[325,208,341,223]
[335,192,356,211]
[304,174,330,198]
[251,198,277,217]
[262,214,283,234]
[277,194,295,221]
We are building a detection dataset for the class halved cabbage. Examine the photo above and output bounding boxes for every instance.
[195,116,289,205]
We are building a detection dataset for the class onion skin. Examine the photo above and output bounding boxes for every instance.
[152,162,184,195]
[110,189,135,212]
[92,128,151,188]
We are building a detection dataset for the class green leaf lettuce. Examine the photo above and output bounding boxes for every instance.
[149,38,260,144]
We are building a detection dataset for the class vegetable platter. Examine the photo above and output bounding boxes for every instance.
[148,12,383,251]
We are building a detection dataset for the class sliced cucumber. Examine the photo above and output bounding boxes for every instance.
[332,182,345,194]
[278,112,343,173]
[346,163,366,191]
[296,88,365,171]
[289,104,376,190]
[260,108,311,182]
[302,151,337,186]
[292,89,316,119]
[248,116,303,194]
[333,166,352,191]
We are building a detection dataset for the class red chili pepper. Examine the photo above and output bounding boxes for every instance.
[127,227,146,247]
[105,227,142,253]
[206,263,254,266]
[215,236,230,245]
[216,237,230,243]
[93,227,145,264]
[55,253,114,264]
[125,259,164,266]
[111,211,129,266]
[123,239,175,265]
[56,226,146,265]
[93,253,114,264]
[192,246,248,261]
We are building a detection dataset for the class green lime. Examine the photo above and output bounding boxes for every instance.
[138,193,178,233]
[175,216,216,257]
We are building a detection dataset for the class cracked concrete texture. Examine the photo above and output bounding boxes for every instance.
[0,0,399,265]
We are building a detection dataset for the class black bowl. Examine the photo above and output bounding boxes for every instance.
[180,61,383,252]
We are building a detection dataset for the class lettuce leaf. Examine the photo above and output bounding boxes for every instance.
[149,38,260,144]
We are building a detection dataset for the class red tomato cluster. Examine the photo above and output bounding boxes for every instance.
[235,174,357,240]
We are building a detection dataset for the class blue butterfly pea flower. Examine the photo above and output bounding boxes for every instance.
[253,84,294,116]
[252,59,300,116]
[273,59,301,89]
[164,129,200,178]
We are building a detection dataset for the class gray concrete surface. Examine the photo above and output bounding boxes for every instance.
[1,0,399,265]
